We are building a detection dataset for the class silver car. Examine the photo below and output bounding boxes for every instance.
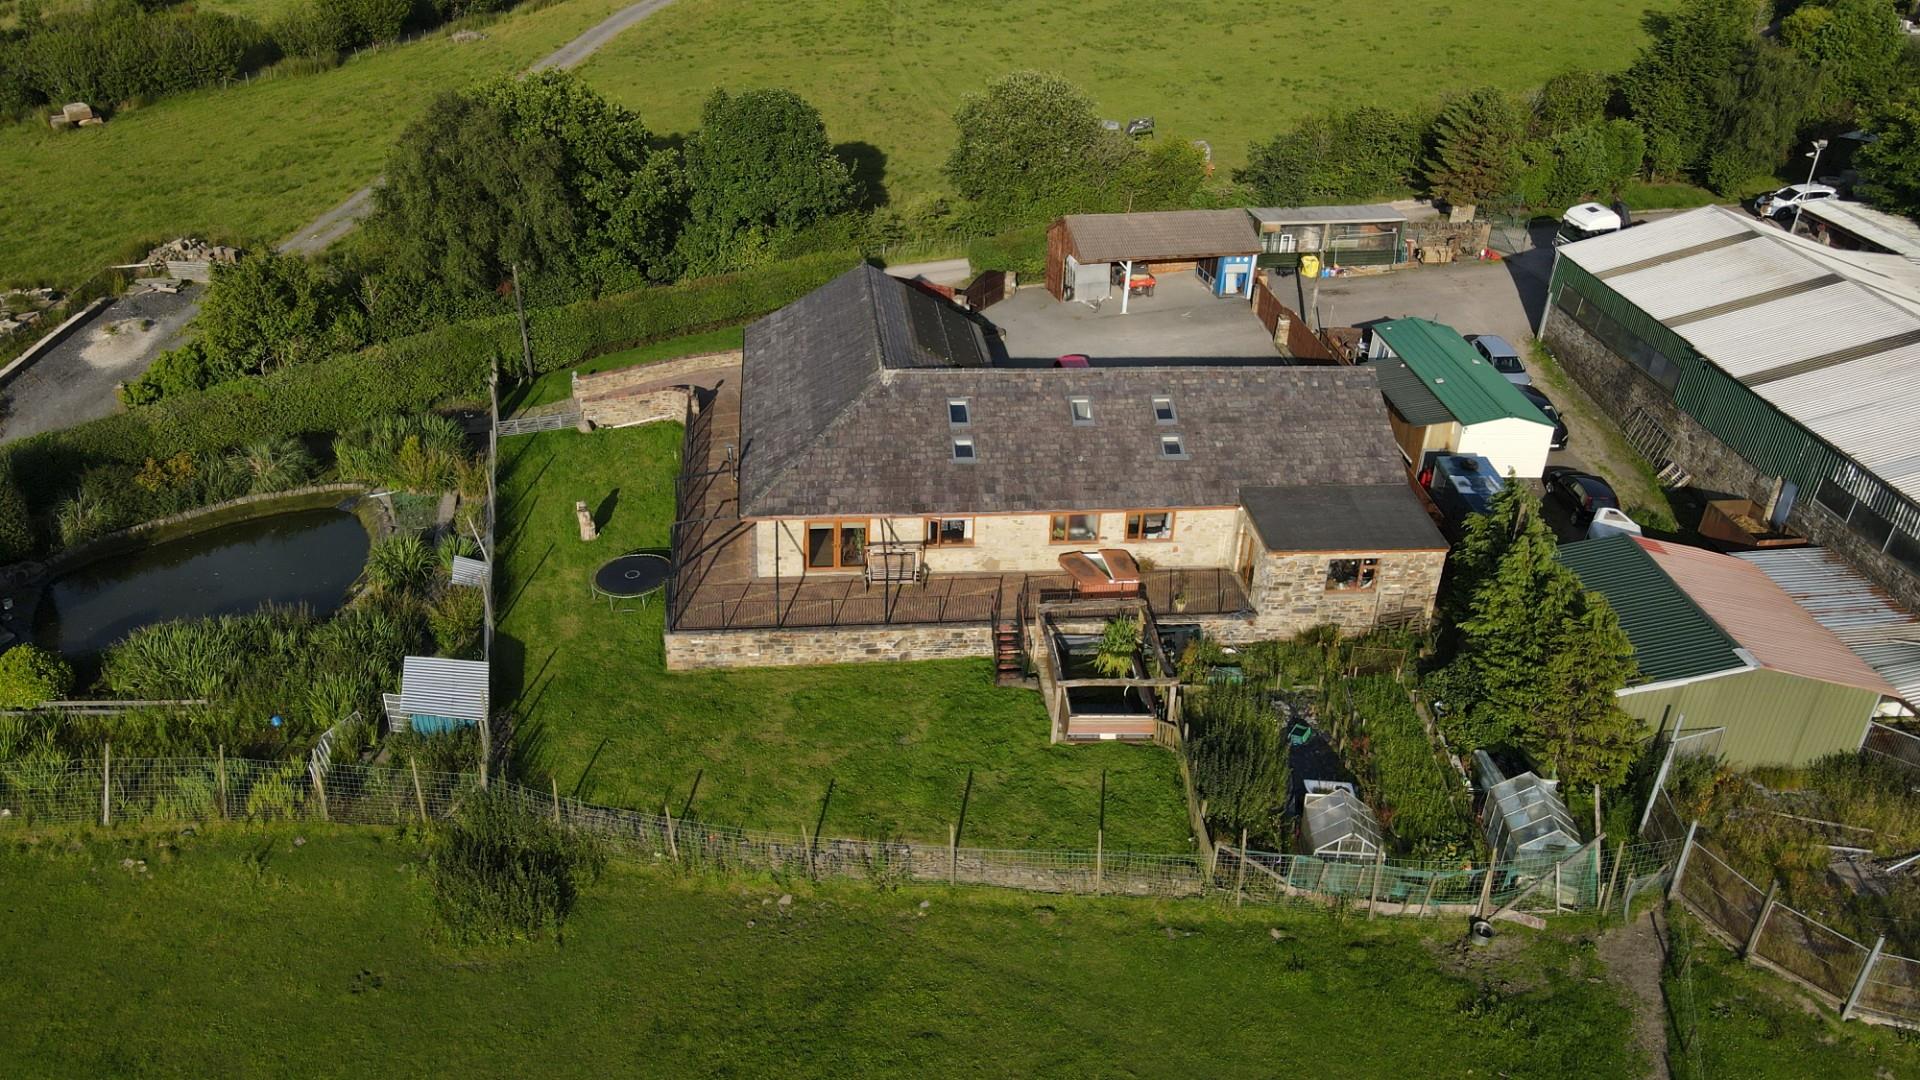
[1466,334,1530,386]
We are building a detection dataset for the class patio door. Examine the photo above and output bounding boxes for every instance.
[806,520,868,569]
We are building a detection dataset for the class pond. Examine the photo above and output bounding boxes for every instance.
[34,508,371,668]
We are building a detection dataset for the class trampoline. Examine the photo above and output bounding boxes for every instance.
[591,552,670,611]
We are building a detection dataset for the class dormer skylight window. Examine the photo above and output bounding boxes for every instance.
[1069,397,1093,425]
[948,399,970,426]
[1152,396,1176,424]
[952,437,976,462]
[1160,435,1188,459]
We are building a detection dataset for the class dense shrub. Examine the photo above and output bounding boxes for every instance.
[427,789,605,944]
[9,2,268,107]
[332,413,469,492]
[0,459,33,564]
[678,88,856,275]
[271,0,412,61]
[0,251,855,515]
[1341,675,1473,857]
[363,534,435,595]
[1238,106,1427,205]
[428,585,485,658]
[0,645,74,708]
[1186,683,1289,844]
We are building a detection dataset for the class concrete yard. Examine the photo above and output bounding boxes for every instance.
[984,272,1278,364]
[0,285,200,444]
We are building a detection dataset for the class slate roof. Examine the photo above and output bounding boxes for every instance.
[738,266,1406,520]
[1367,318,1551,427]
[1242,484,1446,552]
[1061,210,1260,263]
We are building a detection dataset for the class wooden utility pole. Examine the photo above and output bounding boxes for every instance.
[511,262,534,382]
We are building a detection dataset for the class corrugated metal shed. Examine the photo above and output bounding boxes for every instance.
[1248,204,1408,226]
[1559,534,1747,684]
[1798,200,1920,258]
[397,656,489,724]
[1640,538,1898,698]
[1737,547,1920,705]
[450,556,489,587]
[1368,318,1551,427]
[1059,210,1261,263]
[1557,206,1920,501]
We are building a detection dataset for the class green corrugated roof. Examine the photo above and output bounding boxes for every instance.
[1558,534,1745,684]
[1370,318,1552,427]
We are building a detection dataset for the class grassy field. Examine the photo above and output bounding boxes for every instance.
[579,0,1669,209]
[493,420,1193,851]
[0,0,635,287]
[1664,912,1920,1079]
[0,828,1646,1078]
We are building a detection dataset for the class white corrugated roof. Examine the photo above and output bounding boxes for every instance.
[1797,200,1920,258]
[1559,206,1920,502]
[1736,547,1920,705]
[398,656,490,723]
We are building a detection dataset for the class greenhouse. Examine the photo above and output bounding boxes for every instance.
[1474,751,1580,864]
[1299,780,1382,860]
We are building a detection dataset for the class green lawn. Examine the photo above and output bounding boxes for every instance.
[579,0,1669,210]
[0,0,636,287]
[503,326,745,415]
[1664,911,1920,1080]
[0,828,1645,1078]
[494,422,1194,851]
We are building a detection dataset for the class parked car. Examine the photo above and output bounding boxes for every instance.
[1516,384,1569,449]
[1466,334,1529,385]
[1755,183,1837,221]
[1544,467,1619,525]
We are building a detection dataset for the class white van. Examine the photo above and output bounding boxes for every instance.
[1554,202,1623,246]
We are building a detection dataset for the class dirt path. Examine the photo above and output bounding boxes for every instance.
[277,0,679,257]
[1599,907,1673,1080]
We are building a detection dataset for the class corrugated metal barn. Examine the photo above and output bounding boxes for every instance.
[1561,534,1901,767]
[1539,205,1920,611]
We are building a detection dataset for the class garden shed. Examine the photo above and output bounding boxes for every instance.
[1299,780,1382,859]
[1364,318,1554,478]
[1044,210,1260,310]
[1473,751,1580,864]
[384,656,490,735]
[1559,534,1902,767]
[1247,205,1409,271]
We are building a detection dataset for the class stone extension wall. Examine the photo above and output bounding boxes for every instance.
[1242,549,1445,641]
[572,351,741,429]
[1544,316,1920,612]
[663,622,992,671]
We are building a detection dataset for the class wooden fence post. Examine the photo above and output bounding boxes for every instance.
[949,822,957,886]
[216,744,228,819]
[1842,936,1887,1022]
[1095,829,1104,896]
[100,742,111,827]
[410,757,428,821]
[1744,880,1780,960]
[1553,861,1562,913]
[1233,829,1248,908]
[1600,840,1626,917]
[1668,820,1701,902]
[550,777,561,825]
[663,803,679,861]
[1367,846,1386,920]
[1477,846,1502,918]
[1419,874,1440,918]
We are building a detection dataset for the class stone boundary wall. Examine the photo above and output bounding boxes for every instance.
[572,351,742,429]
[664,621,992,670]
[1544,316,1920,612]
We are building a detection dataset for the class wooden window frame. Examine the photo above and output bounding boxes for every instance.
[1124,509,1176,542]
[804,519,870,570]
[1325,557,1380,592]
[924,517,974,547]
[1048,513,1100,544]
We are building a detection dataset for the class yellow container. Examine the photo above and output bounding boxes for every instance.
[1298,254,1321,279]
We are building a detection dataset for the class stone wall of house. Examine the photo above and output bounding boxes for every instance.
[572,351,741,428]
[751,508,1245,578]
[1243,548,1446,639]
[1544,315,1920,612]
[663,622,992,670]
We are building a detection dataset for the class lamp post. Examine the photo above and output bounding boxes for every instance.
[1790,139,1830,236]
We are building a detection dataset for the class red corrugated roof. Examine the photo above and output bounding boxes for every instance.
[1635,537,1898,698]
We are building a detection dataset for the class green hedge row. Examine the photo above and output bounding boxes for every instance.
[2,251,858,507]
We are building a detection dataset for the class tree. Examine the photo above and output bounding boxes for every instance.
[1622,0,1765,178]
[1515,119,1646,207]
[1857,87,1920,218]
[943,70,1134,227]
[1240,106,1425,205]
[1520,597,1644,787]
[1780,0,1901,114]
[1450,521,1583,750]
[1700,42,1820,195]
[370,72,682,301]
[1532,70,1612,137]
[1440,478,1544,622]
[1423,87,1527,210]
[194,252,367,377]
[0,645,73,708]
[678,89,854,274]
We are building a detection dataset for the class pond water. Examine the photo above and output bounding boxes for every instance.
[34,508,370,665]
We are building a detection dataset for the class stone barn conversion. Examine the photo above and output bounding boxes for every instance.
[1540,205,1920,611]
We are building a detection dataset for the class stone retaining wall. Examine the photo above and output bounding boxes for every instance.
[572,350,741,428]
[664,621,992,670]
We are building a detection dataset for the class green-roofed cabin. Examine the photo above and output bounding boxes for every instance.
[1560,534,1904,768]
[1363,318,1555,479]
